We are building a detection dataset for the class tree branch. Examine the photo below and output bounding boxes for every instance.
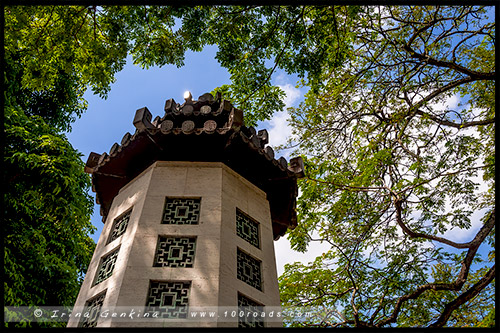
[429,264,496,328]
[403,43,495,80]
[33,6,56,52]
[305,176,389,193]
[399,164,494,196]
[376,207,495,327]
[411,76,476,115]
[392,196,495,251]
[414,109,495,129]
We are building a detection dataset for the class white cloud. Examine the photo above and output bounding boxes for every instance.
[274,235,331,277]
[279,83,301,109]
[274,71,290,86]
[444,94,460,110]
[437,166,491,243]
[439,208,489,243]
[266,83,301,149]
[424,92,462,115]
[267,111,290,148]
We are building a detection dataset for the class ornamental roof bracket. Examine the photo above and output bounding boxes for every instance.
[288,156,305,178]
[133,107,156,130]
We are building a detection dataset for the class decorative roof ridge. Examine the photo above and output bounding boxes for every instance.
[86,92,305,179]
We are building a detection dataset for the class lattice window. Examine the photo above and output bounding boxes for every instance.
[162,198,201,225]
[238,293,264,328]
[79,291,106,328]
[237,249,262,291]
[236,209,260,248]
[107,209,132,244]
[145,281,191,319]
[94,248,120,286]
[153,237,196,268]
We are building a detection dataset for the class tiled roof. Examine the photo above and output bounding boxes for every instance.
[85,92,304,239]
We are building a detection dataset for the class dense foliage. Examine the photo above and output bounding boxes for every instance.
[4,6,100,317]
[4,107,96,307]
[282,6,495,327]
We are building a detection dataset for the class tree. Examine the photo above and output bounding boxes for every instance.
[5,5,357,127]
[4,6,107,320]
[282,6,495,327]
[4,106,96,306]
[3,4,356,326]
[4,6,136,325]
[101,5,359,125]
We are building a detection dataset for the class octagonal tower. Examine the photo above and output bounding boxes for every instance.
[67,92,304,328]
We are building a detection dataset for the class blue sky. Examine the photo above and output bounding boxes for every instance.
[65,45,329,276]
[65,42,492,278]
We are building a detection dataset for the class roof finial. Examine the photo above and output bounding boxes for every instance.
[183,91,193,103]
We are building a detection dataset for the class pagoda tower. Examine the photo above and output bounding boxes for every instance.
[67,92,304,328]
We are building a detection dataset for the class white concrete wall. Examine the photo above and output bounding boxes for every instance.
[68,161,282,328]
[67,163,154,327]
